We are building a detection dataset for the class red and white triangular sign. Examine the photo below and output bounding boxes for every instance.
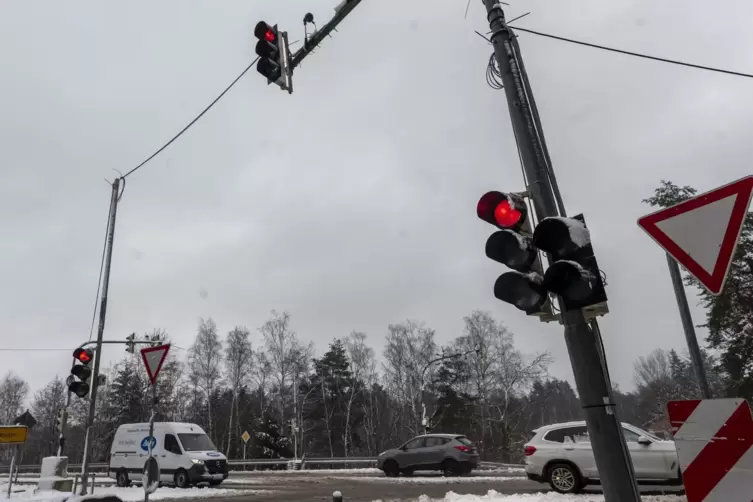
[638,175,753,295]
[140,344,170,385]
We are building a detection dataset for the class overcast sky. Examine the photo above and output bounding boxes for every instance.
[2,0,752,403]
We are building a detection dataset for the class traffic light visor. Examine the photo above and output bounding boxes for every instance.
[477,191,525,229]
[485,230,536,271]
[73,348,93,364]
[69,381,90,398]
[254,21,277,42]
[493,271,548,313]
[71,364,92,382]
[257,58,282,81]
[533,217,591,258]
[543,259,596,301]
[255,39,279,60]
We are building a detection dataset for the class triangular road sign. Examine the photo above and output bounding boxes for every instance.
[140,344,171,385]
[638,175,753,295]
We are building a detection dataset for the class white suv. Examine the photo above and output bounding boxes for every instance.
[523,421,681,494]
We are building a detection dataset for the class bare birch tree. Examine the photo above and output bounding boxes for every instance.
[188,317,224,441]
[344,331,373,456]
[259,310,300,425]
[224,326,253,456]
[0,371,29,425]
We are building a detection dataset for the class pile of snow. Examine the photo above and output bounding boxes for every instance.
[0,484,271,502]
[391,491,687,502]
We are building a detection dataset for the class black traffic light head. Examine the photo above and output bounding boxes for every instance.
[254,21,283,84]
[478,191,553,318]
[69,348,94,399]
[533,214,607,313]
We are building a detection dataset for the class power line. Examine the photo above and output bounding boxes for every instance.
[511,26,753,79]
[122,57,260,180]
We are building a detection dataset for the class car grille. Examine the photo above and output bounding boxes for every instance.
[204,459,228,473]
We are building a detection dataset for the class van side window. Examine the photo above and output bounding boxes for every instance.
[165,434,182,454]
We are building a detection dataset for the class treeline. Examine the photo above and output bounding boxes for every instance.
[0,309,726,467]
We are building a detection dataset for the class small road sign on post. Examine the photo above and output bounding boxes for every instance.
[140,344,170,502]
[638,175,753,295]
[241,430,250,468]
[667,398,753,502]
[2,425,28,497]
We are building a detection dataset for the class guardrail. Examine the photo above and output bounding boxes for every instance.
[0,458,523,474]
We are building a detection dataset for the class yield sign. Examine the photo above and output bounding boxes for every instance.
[140,344,171,385]
[638,175,753,295]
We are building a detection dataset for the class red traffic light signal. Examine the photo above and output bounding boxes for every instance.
[255,21,278,43]
[73,348,93,364]
[477,191,526,230]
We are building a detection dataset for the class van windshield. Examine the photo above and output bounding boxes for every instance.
[178,433,216,452]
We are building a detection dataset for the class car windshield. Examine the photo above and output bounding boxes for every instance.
[178,433,216,452]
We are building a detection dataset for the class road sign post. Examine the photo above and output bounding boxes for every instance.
[639,175,753,399]
[140,344,170,502]
[2,425,28,497]
[241,430,250,470]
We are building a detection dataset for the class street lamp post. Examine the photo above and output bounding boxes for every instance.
[420,348,480,433]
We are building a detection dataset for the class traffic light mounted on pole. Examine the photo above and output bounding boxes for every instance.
[477,191,554,320]
[55,408,66,432]
[125,333,136,354]
[68,348,94,398]
[254,21,291,92]
[533,215,609,317]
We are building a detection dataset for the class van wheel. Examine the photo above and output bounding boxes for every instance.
[547,463,583,494]
[116,469,130,487]
[174,469,190,489]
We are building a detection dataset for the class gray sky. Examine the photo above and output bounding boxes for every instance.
[2,0,752,402]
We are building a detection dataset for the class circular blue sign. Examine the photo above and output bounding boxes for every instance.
[140,436,157,451]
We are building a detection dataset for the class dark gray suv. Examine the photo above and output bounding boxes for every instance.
[377,434,479,477]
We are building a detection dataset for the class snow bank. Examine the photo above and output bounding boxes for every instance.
[0,484,270,502]
[391,490,687,502]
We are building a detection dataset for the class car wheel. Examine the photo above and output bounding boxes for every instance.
[116,469,130,488]
[442,459,460,477]
[174,469,190,489]
[547,463,582,494]
[401,468,414,477]
[383,460,399,477]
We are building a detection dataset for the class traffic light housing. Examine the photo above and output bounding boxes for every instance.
[533,214,608,315]
[69,348,94,398]
[477,191,552,317]
[254,21,289,90]
[126,333,136,354]
[55,408,66,432]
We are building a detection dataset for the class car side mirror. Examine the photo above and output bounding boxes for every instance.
[637,436,652,446]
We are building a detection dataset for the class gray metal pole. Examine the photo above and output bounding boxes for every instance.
[145,384,156,502]
[79,177,121,495]
[666,253,712,398]
[483,3,640,500]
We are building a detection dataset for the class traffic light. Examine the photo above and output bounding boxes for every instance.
[254,21,288,90]
[55,408,67,432]
[69,348,94,398]
[125,333,136,354]
[477,191,552,316]
[532,214,608,315]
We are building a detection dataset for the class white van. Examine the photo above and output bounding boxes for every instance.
[108,422,229,488]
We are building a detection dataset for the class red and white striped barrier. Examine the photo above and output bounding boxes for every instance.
[667,398,753,502]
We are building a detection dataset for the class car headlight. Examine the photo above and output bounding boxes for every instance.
[191,458,203,465]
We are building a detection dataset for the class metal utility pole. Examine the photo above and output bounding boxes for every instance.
[483,2,640,500]
[666,253,712,398]
[79,177,121,495]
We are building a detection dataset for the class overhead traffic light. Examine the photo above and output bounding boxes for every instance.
[254,21,289,90]
[532,215,608,315]
[69,348,94,398]
[126,333,136,354]
[477,191,551,316]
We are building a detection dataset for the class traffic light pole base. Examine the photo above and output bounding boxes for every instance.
[563,311,641,502]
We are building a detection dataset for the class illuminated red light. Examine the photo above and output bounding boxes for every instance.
[494,199,522,228]
[265,30,276,42]
[74,348,93,364]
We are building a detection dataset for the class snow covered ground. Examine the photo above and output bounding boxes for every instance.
[333,476,529,485]
[0,484,270,501]
[384,490,688,502]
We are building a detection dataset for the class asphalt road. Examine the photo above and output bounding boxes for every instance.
[213,471,685,502]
